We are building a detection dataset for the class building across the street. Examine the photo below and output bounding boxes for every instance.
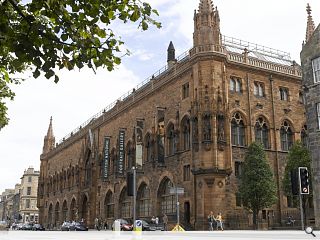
[38,0,312,230]
[19,167,40,223]
[0,189,14,222]
[301,4,320,229]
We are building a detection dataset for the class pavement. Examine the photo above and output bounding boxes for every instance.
[0,230,318,240]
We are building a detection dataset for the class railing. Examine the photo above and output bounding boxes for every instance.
[58,50,190,144]
[56,39,301,146]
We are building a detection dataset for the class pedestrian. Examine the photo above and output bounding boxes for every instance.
[94,217,99,230]
[216,212,224,231]
[163,214,168,231]
[155,216,159,225]
[151,216,156,224]
[104,220,108,230]
[208,211,215,231]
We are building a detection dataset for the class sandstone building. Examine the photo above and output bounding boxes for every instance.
[19,167,40,223]
[38,0,309,230]
[301,4,320,228]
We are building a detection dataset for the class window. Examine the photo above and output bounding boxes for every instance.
[183,165,191,181]
[235,161,243,178]
[255,117,269,149]
[280,120,294,151]
[231,112,246,146]
[104,192,114,219]
[181,117,190,150]
[145,134,153,162]
[254,82,264,97]
[312,57,320,83]
[28,176,32,182]
[279,87,289,101]
[236,193,242,207]
[167,123,176,155]
[120,188,131,218]
[301,125,308,147]
[230,77,242,93]
[26,199,30,209]
[138,184,151,217]
[182,83,189,99]
[317,103,320,130]
[160,179,175,214]
[27,187,31,195]
[299,92,305,104]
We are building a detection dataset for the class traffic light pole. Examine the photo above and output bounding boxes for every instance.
[133,166,136,230]
[298,169,304,230]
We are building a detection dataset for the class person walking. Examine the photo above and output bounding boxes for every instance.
[163,214,168,231]
[216,212,224,231]
[208,211,215,231]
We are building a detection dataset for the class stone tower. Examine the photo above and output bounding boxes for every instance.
[193,0,222,47]
[42,117,55,155]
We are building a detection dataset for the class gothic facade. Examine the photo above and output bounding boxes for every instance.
[38,0,310,230]
[301,4,320,228]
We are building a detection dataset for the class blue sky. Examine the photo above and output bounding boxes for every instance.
[0,0,320,191]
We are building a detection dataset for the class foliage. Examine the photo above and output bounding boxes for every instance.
[0,0,161,128]
[282,141,312,196]
[239,142,277,228]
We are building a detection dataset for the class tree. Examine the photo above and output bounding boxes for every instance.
[0,0,161,129]
[239,142,277,229]
[282,141,312,223]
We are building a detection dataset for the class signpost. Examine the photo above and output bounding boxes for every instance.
[170,187,184,227]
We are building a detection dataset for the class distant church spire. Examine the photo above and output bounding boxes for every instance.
[306,3,315,43]
[42,116,55,154]
[167,41,176,67]
[193,0,221,47]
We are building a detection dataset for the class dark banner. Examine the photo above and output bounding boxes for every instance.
[118,129,125,175]
[103,137,110,179]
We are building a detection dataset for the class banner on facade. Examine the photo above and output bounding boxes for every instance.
[135,121,143,167]
[118,129,125,175]
[103,137,110,179]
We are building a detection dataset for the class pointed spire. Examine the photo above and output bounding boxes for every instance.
[306,3,315,43]
[198,0,214,13]
[42,116,55,154]
[167,41,175,62]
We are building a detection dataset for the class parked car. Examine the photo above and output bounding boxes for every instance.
[112,219,133,231]
[21,223,33,231]
[61,221,88,231]
[139,220,151,231]
[16,223,24,230]
[32,224,45,231]
[148,222,165,231]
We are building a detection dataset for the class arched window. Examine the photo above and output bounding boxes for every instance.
[231,112,246,146]
[70,198,77,221]
[301,125,308,147]
[158,178,175,214]
[167,123,175,155]
[54,202,60,227]
[104,191,114,219]
[84,150,92,186]
[62,200,68,222]
[137,184,151,217]
[280,120,294,151]
[145,133,153,162]
[126,141,135,170]
[255,117,269,148]
[48,204,53,226]
[230,78,236,91]
[181,117,190,150]
[119,188,131,218]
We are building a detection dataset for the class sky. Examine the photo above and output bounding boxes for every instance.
[1,0,320,192]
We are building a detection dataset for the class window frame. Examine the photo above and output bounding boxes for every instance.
[312,57,320,84]
[279,87,289,101]
[317,103,320,130]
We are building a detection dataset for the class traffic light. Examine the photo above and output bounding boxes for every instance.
[299,167,310,194]
[127,172,134,196]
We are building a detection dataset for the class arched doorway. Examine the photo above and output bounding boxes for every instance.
[81,195,88,223]
[184,202,190,224]
[54,202,60,227]
[70,198,77,221]
[104,191,114,220]
[48,204,53,228]
[62,200,68,222]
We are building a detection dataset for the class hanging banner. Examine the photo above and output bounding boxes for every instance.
[135,125,143,167]
[103,137,110,179]
[118,129,125,175]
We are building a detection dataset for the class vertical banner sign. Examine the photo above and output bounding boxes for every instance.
[103,137,110,179]
[118,129,125,175]
[135,127,143,167]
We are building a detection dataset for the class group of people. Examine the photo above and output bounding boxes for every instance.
[94,218,108,231]
[208,211,224,231]
[151,214,168,230]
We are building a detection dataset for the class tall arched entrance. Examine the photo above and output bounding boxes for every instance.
[62,200,68,222]
[81,195,88,223]
[70,198,77,221]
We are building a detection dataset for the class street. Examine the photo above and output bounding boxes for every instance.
[0,230,317,240]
